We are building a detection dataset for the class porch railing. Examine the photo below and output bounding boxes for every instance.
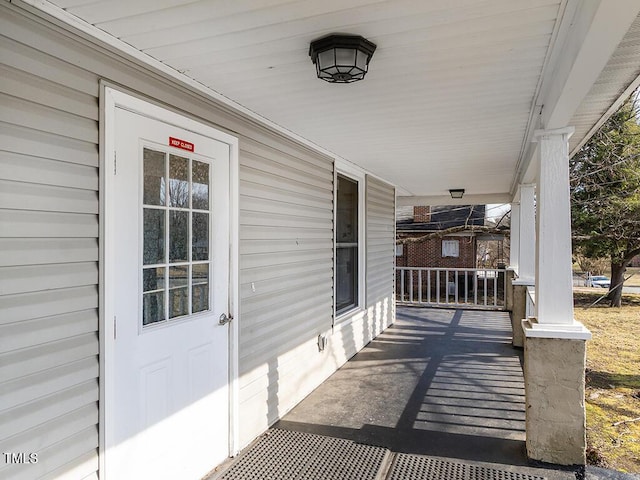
[396,267,507,310]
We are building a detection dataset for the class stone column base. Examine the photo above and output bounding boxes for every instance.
[505,270,515,312]
[510,285,528,347]
[524,334,587,465]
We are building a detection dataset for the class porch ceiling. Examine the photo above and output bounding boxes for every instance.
[39,0,640,202]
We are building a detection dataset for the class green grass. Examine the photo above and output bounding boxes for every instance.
[623,267,640,287]
[574,292,640,473]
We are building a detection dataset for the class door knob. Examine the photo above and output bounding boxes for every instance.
[219,313,233,326]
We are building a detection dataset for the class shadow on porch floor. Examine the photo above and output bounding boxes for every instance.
[209,307,581,480]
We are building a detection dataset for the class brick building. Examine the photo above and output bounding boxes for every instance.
[396,205,486,268]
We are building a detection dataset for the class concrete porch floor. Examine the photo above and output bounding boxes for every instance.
[209,307,637,480]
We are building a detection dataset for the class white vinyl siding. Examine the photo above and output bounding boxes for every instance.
[0,7,100,478]
[237,138,334,443]
[366,176,396,320]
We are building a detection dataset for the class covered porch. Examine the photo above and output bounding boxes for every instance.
[210,306,579,480]
[3,1,640,478]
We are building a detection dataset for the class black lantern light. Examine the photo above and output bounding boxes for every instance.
[449,189,465,199]
[309,34,377,83]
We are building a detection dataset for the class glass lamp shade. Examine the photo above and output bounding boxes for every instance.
[309,34,377,83]
[449,189,465,199]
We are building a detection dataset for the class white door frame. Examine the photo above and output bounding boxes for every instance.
[99,86,240,478]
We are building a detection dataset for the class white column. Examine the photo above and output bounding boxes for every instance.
[509,202,520,274]
[517,184,536,285]
[533,127,575,325]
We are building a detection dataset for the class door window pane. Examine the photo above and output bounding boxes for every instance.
[192,264,209,313]
[192,160,209,210]
[169,287,189,319]
[144,149,166,206]
[141,149,213,327]
[169,211,189,263]
[192,212,209,261]
[169,155,189,208]
[143,209,165,265]
[143,267,165,292]
[169,265,189,289]
[143,291,165,325]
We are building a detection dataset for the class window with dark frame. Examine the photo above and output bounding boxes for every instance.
[335,174,358,314]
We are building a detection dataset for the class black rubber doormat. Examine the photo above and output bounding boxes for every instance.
[387,454,546,480]
[211,428,550,480]
[214,428,389,480]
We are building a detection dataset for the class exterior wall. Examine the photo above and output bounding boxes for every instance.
[365,176,396,337]
[235,138,335,445]
[1,8,101,480]
[0,4,397,478]
[398,234,476,268]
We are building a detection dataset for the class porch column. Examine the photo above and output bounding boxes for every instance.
[509,202,520,273]
[522,127,591,466]
[510,185,535,347]
[517,184,536,284]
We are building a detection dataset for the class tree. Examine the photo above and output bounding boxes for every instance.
[570,93,640,307]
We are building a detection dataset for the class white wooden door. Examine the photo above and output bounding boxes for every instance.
[107,106,230,479]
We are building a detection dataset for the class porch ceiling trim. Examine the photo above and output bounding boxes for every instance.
[512,0,640,195]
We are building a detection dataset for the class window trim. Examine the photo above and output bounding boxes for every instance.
[334,163,365,323]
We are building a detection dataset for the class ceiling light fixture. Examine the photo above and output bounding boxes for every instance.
[309,34,377,83]
[449,189,465,199]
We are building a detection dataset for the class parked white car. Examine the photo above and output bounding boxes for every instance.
[590,276,611,288]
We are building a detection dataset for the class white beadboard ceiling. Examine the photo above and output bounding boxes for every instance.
[44,0,640,201]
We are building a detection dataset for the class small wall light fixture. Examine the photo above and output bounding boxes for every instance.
[449,189,465,199]
[309,34,377,83]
